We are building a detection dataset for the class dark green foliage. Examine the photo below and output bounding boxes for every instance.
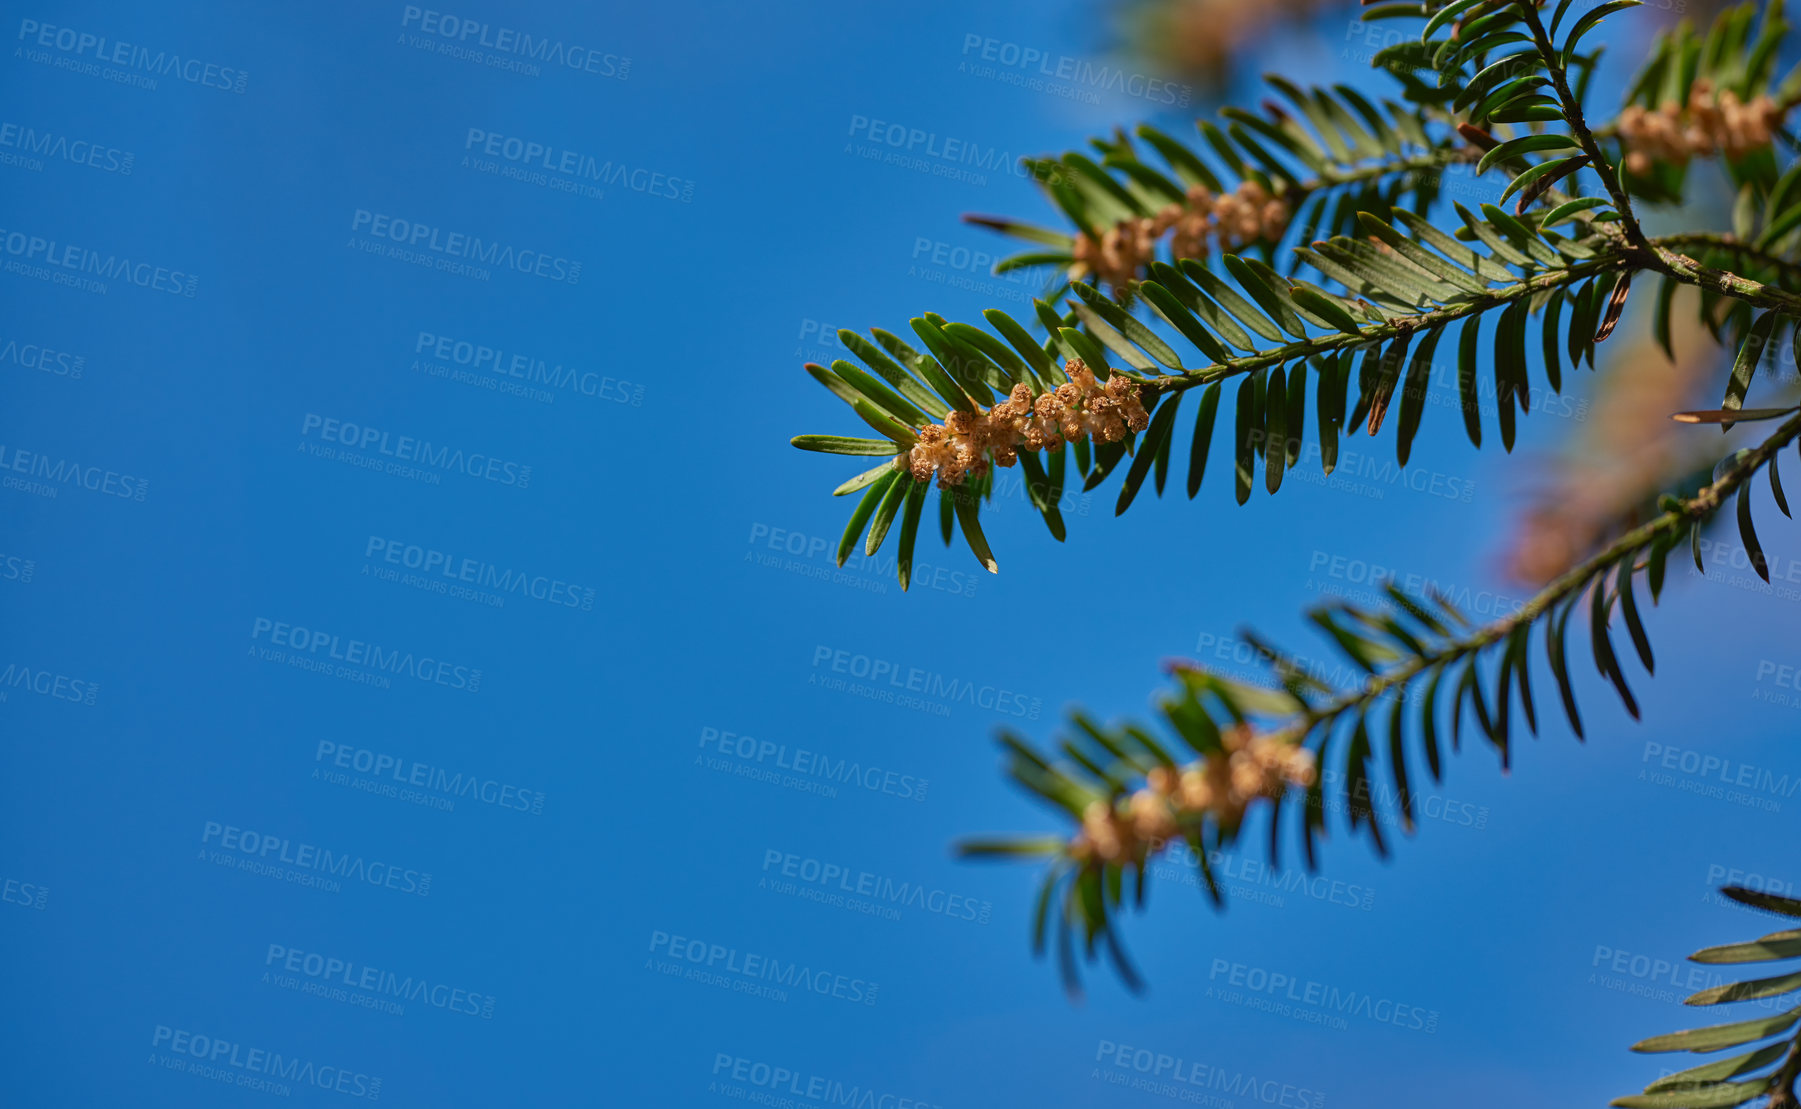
[796,7,1801,1096]
[1614,887,1801,1107]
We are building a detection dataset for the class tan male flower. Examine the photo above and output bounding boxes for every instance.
[905,361,1148,488]
[1071,181,1292,292]
[1618,80,1786,176]
[1067,725,1317,866]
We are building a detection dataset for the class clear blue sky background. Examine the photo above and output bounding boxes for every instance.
[2,1,1797,1106]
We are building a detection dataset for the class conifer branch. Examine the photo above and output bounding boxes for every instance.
[1636,243,1801,317]
[1139,254,1620,400]
[1131,231,1801,401]
[1517,0,1650,248]
[1615,884,1801,1107]
[967,409,1801,996]
[1295,407,1801,732]
[1652,233,1801,285]
[796,0,1801,1092]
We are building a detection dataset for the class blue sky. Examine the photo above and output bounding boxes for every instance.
[2,1,1798,1106]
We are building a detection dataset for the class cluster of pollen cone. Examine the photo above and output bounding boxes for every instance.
[1618,80,1786,175]
[1072,724,1318,866]
[905,359,1148,488]
[1072,181,1292,291]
